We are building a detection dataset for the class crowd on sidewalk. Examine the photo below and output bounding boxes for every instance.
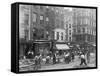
[19,48,95,71]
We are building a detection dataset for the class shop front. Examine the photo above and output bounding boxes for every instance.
[19,38,27,60]
[55,43,70,55]
[53,43,70,63]
[31,40,52,57]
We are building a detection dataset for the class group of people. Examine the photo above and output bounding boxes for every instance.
[64,52,75,64]
[19,48,91,70]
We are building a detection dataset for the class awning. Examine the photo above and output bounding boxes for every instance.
[56,44,70,50]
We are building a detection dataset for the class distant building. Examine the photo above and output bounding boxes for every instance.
[54,7,65,42]
[19,5,30,57]
[64,9,73,43]
[72,8,96,48]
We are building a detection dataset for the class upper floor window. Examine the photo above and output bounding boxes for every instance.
[40,15,44,25]
[73,29,76,33]
[40,15,43,20]
[66,24,68,28]
[69,30,71,35]
[32,13,37,22]
[69,24,71,28]
[82,28,85,34]
[46,17,49,21]
[57,32,59,40]
[78,29,81,34]
[24,13,29,25]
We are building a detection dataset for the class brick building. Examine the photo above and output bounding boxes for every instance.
[19,5,57,58]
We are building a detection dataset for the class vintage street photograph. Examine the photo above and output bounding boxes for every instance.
[19,4,96,72]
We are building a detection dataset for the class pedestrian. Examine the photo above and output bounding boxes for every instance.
[80,52,87,66]
[28,50,34,59]
[34,54,40,70]
[53,54,56,64]
[71,52,75,62]
[86,51,90,64]
[46,55,50,64]
[64,52,70,64]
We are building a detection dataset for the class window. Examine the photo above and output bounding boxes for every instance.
[24,13,29,25]
[51,7,54,11]
[90,29,92,35]
[24,30,29,41]
[92,30,94,35]
[74,29,76,33]
[82,28,85,34]
[66,24,68,28]
[80,18,83,25]
[51,31,54,39]
[40,15,44,24]
[61,32,63,40]
[87,28,89,34]
[69,30,71,35]
[61,21,63,26]
[78,29,81,34]
[69,24,71,28]
[56,9,58,13]
[40,15,43,20]
[85,18,88,24]
[57,32,59,40]
[46,17,49,21]
[69,37,71,41]
[32,13,37,22]
[89,29,91,34]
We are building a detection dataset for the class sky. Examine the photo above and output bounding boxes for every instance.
[64,7,73,11]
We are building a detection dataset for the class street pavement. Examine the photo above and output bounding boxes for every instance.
[39,56,96,70]
[19,55,96,71]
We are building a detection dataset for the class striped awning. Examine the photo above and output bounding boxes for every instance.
[56,44,70,50]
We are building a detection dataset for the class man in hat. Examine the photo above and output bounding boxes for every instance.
[80,52,87,66]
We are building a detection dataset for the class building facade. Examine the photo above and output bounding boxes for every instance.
[54,7,66,42]
[72,8,96,49]
[64,9,73,43]
[19,5,57,58]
